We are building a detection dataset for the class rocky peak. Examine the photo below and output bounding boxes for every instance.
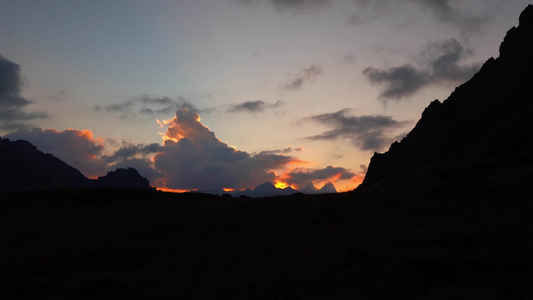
[94,167,154,190]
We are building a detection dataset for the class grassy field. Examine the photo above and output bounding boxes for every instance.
[2,167,533,299]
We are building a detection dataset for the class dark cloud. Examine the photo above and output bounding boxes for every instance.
[363,39,481,101]
[4,128,107,177]
[304,108,409,151]
[281,166,356,189]
[282,64,323,90]
[363,64,428,100]
[104,101,134,113]
[0,54,48,131]
[153,108,296,190]
[104,141,163,164]
[228,100,285,113]
[258,146,301,155]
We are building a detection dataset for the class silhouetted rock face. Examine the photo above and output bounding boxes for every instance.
[94,167,154,190]
[0,137,88,192]
[360,5,533,189]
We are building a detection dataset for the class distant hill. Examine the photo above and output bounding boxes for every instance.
[0,137,154,192]
[359,5,533,189]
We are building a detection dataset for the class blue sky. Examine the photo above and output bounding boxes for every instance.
[1,0,530,191]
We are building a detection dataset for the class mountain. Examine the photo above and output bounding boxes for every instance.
[232,182,299,198]
[300,181,338,194]
[92,167,155,190]
[0,137,154,192]
[359,5,533,189]
[0,137,89,192]
[300,183,318,194]
[318,182,337,194]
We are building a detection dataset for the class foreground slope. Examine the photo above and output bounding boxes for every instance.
[360,5,533,189]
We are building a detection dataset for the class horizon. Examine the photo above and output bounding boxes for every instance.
[1,1,530,192]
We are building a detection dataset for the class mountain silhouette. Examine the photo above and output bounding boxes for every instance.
[359,5,533,189]
[300,181,337,194]
[232,182,299,198]
[0,137,154,192]
[0,138,88,192]
[91,167,154,190]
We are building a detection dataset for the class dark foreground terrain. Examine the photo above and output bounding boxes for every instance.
[2,161,532,299]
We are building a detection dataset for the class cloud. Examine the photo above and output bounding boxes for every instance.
[95,95,210,120]
[153,108,296,190]
[4,128,107,177]
[258,146,302,155]
[363,39,481,101]
[411,0,490,38]
[0,54,48,131]
[281,64,323,90]
[227,100,285,113]
[234,0,331,13]
[280,166,356,190]
[348,0,393,24]
[348,0,491,37]
[304,108,409,151]
[340,53,357,65]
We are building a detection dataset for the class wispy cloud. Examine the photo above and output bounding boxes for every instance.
[94,95,210,120]
[227,100,285,113]
[233,0,331,13]
[304,108,409,151]
[363,39,481,101]
[281,64,323,90]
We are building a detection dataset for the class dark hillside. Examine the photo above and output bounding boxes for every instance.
[360,4,533,189]
[0,138,88,192]
[0,138,154,192]
[1,179,532,299]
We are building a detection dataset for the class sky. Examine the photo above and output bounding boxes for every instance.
[0,0,530,192]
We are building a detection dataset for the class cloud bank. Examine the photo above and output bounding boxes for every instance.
[0,54,48,131]
[304,108,409,151]
[363,39,481,101]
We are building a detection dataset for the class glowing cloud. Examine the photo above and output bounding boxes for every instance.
[153,108,296,190]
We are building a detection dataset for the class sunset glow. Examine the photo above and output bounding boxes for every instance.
[1,0,527,195]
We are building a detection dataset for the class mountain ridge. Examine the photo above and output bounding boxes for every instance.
[0,137,154,192]
[359,4,533,189]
